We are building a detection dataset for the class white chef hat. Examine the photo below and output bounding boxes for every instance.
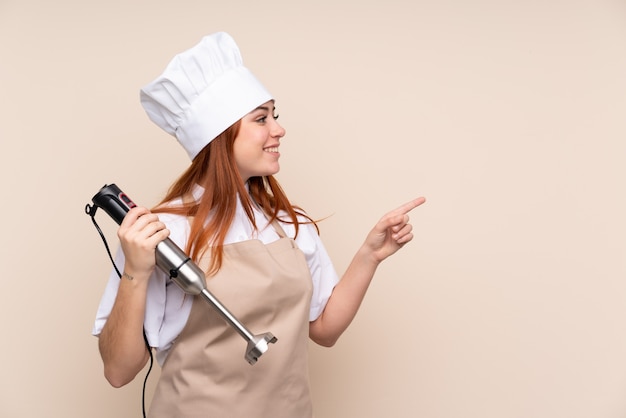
[140,32,272,160]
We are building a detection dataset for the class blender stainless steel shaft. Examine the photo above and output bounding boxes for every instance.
[89,183,277,365]
[155,238,277,365]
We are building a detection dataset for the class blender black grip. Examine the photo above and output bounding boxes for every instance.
[91,184,137,225]
[89,184,277,364]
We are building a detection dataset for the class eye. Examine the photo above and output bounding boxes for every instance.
[256,116,268,123]
[273,113,279,120]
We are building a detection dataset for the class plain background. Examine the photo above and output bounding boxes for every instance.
[1,0,625,417]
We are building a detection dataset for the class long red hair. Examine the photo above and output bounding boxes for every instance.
[152,120,317,276]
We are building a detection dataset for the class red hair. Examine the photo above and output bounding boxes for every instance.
[153,120,317,276]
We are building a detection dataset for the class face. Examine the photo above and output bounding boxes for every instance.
[233,100,286,182]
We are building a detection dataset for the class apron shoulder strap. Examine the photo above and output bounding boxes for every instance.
[269,218,288,239]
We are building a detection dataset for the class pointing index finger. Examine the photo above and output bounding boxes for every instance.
[392,197,426,216]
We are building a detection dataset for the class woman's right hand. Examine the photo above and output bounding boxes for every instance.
[117,206,170,280]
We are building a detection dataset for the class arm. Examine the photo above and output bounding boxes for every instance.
[98,207,170,388]
[309,197,426,347]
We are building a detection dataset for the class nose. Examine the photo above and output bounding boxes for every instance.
[271,119,286,139]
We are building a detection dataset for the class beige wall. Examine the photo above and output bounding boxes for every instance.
[1,0,625,417]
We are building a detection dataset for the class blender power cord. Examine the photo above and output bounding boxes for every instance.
[88,210,153,418]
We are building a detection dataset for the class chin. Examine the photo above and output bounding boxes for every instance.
[266,165,280,176]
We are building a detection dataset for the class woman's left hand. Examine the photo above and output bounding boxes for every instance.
[363,197,426,263]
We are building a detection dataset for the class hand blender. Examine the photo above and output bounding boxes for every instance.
[88,183,277,365]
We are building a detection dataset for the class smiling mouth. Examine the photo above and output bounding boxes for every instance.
[264,147,279,153]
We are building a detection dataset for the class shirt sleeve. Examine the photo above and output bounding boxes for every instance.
[293,222,339,321]
[91,247,124,337]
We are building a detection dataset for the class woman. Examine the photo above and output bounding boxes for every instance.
[93,32,425,417]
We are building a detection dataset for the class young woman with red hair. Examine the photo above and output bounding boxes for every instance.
[93,32,425,417]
